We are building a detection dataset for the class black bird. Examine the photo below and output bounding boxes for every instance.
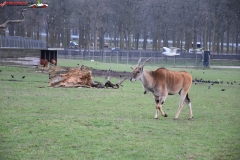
[0,70,2,72]
[231,82,233,85]
[11,75,14,78]
[227,82,229,84]
[195,83,197,85]
[221,89,225,91]
[22,76,25,79]
[234,81,236,83]
[77,64,79,65]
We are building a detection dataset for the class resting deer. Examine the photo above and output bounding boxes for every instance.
[130,57,193,120]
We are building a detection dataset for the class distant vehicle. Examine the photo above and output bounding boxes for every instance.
[189,48,204,54]
[104,43,108,48]
[70,41,78,49]
[27,3,48,8]
[111,47,120,51]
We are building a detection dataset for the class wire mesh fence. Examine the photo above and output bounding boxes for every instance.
[58,49,240,67]
[0,36,46,49]
[0,35,239,68]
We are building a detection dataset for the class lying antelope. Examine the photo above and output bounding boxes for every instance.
[40,59,48,68]
[130,58,193,120]
[51,59,56,65]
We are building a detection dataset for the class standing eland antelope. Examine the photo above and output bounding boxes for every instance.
[130,57,193,120]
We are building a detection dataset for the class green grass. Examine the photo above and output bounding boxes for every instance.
[0,59,240,160]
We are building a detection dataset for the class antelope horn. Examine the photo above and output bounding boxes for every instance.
[136,58,142,67]
[105,76,110,83]
[116,77,128,85]
[141,57,151,67]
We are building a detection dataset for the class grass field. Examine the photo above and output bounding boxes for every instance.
[0,59,240,160]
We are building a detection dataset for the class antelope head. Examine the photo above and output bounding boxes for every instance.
[130,57,151,82]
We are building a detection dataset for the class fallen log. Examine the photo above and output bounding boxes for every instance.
[48,65,128,89]
[49,66,92,88]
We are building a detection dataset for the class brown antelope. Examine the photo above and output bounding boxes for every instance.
[51,59,56,65]
[130,57,193,120]
[40,59,48,68]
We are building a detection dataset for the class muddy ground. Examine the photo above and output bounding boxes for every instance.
[91,68,132,79]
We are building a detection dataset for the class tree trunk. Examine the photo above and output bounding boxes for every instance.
[212,14,217,53]
[193,20,197,50]
[9,24,14,36]
[15,23,21,36]
[220,32,224,53]
[203,17,208,51]
[163,24,168,47]
[172,31,176,47]
[184,31,191,52]
[157,31,161,50]
[119,23,124,50]
[86,28,90,51]
[94,29,97,50]
[78,25,84,49]
[127,29,131,50]
[66,27,71,48]
[231,32,234,54]
[236,22,239,54]
[143,25,147,50]
[135,32,139,50]
[113,24,117,47]
[226,21,230,54]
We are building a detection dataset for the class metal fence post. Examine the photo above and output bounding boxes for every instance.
[127,51,129,65]
[117,51,118,64]
[110,51,112,63]
[0,36,2,47]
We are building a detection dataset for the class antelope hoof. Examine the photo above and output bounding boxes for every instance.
[174,118,178,120]
[188,117,193,120]
[164,114,168,117]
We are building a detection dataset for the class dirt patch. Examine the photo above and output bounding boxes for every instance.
[91,68,131,78]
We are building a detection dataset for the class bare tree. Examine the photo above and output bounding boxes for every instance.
[1,0,239,54]
[0,9,26,36]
